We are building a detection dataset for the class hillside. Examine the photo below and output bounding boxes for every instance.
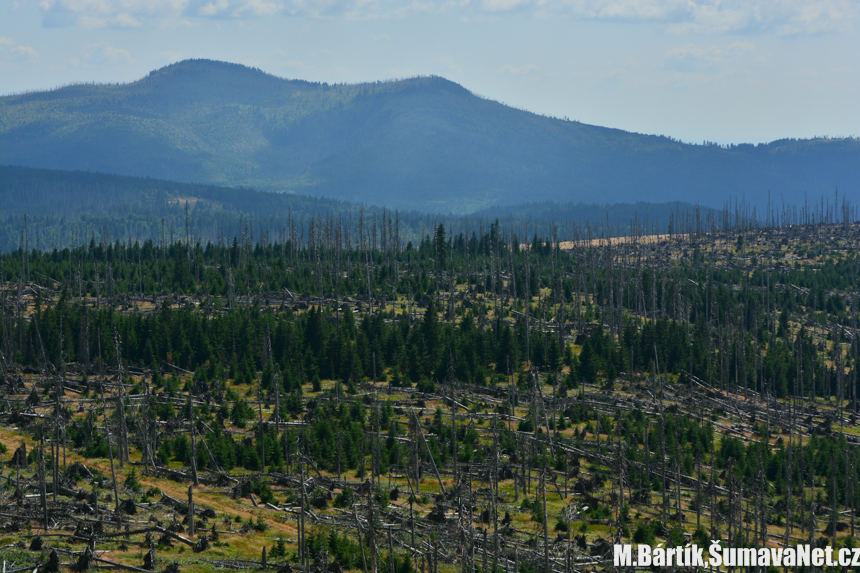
[0,165,717,253]
[0,214,859,573]
[1,59,858,213]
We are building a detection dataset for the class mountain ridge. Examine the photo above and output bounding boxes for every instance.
[1,58,857,213]
[0,164,722,253]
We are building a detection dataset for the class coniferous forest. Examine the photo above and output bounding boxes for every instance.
[0,199,859,573]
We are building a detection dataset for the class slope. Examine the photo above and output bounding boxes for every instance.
[1,59,857,213]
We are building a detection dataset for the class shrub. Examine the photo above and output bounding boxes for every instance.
[375,488,389,509]
[124,468,142,492]
[231,398,254,428]
[633,522,656,545]
[251,479,275,505]
[270,535,287,559]
[311,488,329,509]
[333,488,354,508]
[251,514,269,532]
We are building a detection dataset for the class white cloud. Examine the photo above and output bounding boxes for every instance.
[386,1,435,19]
[11,45,40,61]
[41,0,188,28]
[32,0,858,33]
[664,41,755,73]
[0,37,39,62]
[187,0,282,17]
[559,0,687,20]
[481,0,529,13]
[666,0,857,35]
[38,0,425,22]
[486,0,856,35]
[777,0,856,34]
[86,43,133,65]
[195,0,229,17]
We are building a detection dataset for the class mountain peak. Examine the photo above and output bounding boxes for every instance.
[140,58,287,88]
[147,58,271,79]
[144,59,470,96]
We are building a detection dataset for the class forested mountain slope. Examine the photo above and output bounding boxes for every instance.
[2,59,857,213]
[0,165,714,252]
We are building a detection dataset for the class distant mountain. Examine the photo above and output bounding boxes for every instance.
[1,59,857,213]
[0,165,717,253]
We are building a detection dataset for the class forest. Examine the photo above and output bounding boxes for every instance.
[0,198,858,573]
[0,165,718,254]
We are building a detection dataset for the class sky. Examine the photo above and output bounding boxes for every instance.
[1,0,858,145]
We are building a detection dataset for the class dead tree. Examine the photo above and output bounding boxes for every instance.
[103,398,121,516]
[112,326,129,465]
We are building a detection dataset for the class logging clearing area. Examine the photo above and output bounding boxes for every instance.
[0,209,859,573]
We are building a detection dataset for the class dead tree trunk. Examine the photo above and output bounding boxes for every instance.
[103,400,121,516]
[188,485,195,537]
[354,503,368,573]
[40,434,48,530]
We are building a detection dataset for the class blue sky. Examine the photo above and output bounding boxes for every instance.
[2,0,858,145]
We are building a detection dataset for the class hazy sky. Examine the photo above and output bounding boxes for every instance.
[2,0,858,145]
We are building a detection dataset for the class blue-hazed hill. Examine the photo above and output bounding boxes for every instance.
[1,58,857,214]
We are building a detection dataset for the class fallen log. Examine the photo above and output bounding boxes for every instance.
[91,556,158,573]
